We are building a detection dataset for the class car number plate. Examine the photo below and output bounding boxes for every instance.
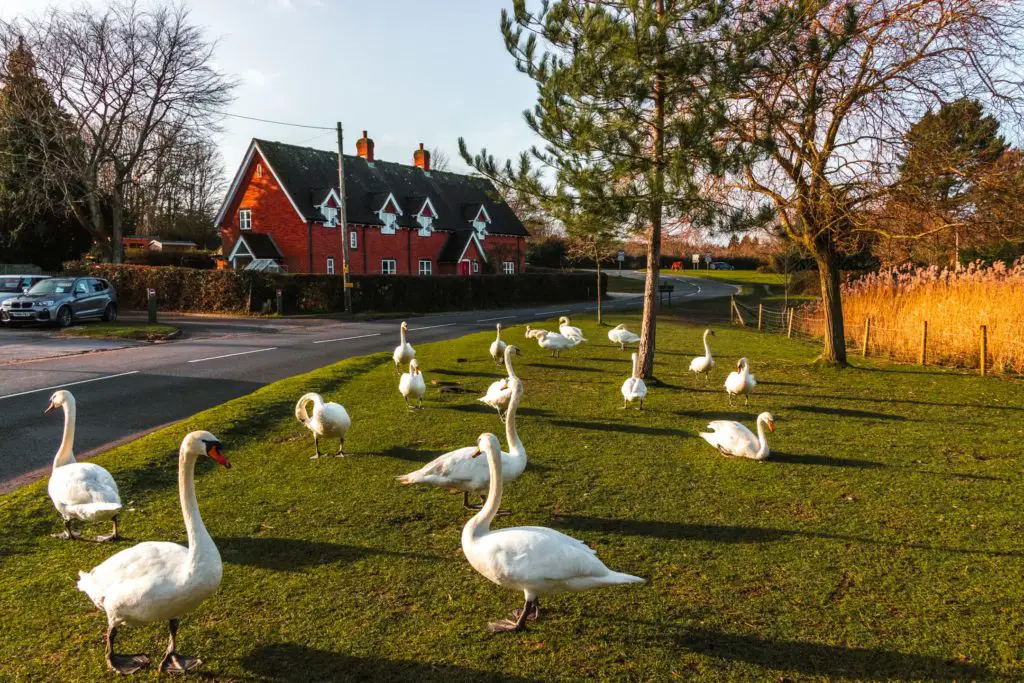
[11,311,31,317]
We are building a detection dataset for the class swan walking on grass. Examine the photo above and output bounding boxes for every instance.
[462,432,644,633]
[45,391,122,542]
[77,431,230,674]
[607,324,640,351]
[725,357,757,406]
[700,412,775,460]
[688,329,715,381]
[489,323,508,365]
[399,359,427,409]
[393,321,415,374]
[558,316,587,345]
[531,330,575,358]
[295,392,351,458]
[479,345,522,422]
[620,352,647,410]
[398,375,525,512]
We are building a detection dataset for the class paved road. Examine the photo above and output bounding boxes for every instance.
[0,279,734,493]
[607,269,743,299]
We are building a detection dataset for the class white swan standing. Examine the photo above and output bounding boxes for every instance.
[393,321,415,374]
[479,345,523,422]
[620,352,647,410]
[725,357,757,406]
[688,329,716,380]
[700,412,775,460]
[489,323,508,366]
[532,330,576,358]
[558,316,587,345]
[295,392,351,458]
[398,376,525,511]
[462,432,644,632]
[607,324,640,351]
[399,359,427,409]
[45,390,122,542]
[77,431,229,674]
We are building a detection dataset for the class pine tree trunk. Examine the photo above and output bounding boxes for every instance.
[596,259,602,325]
[813,236,847,365]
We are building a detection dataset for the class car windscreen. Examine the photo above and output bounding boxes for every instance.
[28,278,75,295]
[0,277,24,292]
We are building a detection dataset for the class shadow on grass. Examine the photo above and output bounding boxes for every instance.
[551,516,1024,558]
[216,536,440,571]
[548,419,691,438]
[675,628,990,681]
[443,404,554,418]
[770,390,1024,413]
[769,451,884,469]
[430,368,497,379]
[379,446,445,463]
[675,409,752,422]
[788,405,908,421]
[527,363,603,373]
[241,643,542,682]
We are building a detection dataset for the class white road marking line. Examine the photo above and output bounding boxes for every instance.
[0,370,140,401]
[408,323,457,331]
[477,315,516,322]
[188,347,277,364]
[312,333,382,345]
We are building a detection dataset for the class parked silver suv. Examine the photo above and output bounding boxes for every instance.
[0,274,51,305]
[0,276,118,327]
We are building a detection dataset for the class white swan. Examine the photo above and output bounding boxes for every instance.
[393,321,415,373]
[77,431,229,674]
[489,323,507,366]
[462,432,644,632]
[725,357,757,405]
[532,330,576,358]
[479,345,523,422]
[399,359,427,409]
[688,329,716,380]
[607,324,640,351]
[558,316,587,345]
[620,352,647,410]
[45,390,122,542]
[295,392,351,458]
[524,324,548,340]
[700,412,775,460]
[398,376,525,511]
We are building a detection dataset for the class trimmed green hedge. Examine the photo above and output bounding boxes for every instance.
[62,263,607,314]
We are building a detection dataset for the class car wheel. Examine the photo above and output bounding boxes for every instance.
[102,303,118,322]
[56,306,73,328]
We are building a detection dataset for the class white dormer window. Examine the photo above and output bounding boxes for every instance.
[377,193,402,235]
[471,205,491,238]
[416,197,438,237]
[318,190,342,227]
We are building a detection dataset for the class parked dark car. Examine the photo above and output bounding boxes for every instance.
[710,262,735,271]
[0,274,51,306]
[0,276,117,327]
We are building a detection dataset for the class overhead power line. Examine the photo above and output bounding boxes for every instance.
[219,112,334,131]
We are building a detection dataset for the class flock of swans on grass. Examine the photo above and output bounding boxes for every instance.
[41,315,775,674]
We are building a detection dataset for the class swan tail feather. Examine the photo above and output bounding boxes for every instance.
[604,571,645,586]
[65,501,122,521]
[77,570,105,608]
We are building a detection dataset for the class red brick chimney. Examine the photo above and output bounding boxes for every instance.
[413,142,431,171]
[356,130,374,162]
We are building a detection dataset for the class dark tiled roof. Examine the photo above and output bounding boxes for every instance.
[438,232,473,263]
[253,139,529,238]
[240,232,283,260]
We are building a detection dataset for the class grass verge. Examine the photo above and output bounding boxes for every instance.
[655,268,789,286]
[3,313,1023,680]
[59,322,179,341]
[606,275,645,293]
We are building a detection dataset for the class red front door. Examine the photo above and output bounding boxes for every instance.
[459,260,470,276]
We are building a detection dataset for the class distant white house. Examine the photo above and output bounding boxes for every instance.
[148,239,197,253]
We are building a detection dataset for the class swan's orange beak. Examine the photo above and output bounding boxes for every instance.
[207,442,231,469]
[470,447,482,458]
[44,401,56,414]
[768,420,775,433]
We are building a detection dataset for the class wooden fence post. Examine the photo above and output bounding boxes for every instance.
[729,296,735,324]
[732,297,746,326]
[980,325,987,376]
[919,320,928,365]
[787,308,794,338]
[861,319,871,357]
[757,304,763,332]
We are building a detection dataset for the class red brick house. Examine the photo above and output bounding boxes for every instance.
[215,133,529,276]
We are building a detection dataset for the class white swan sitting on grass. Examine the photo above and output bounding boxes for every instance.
[607,324,640,351]
[700,412,775,460]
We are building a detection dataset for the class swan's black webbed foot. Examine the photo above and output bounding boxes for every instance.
[106,627,150,675]
[160,652,201,675]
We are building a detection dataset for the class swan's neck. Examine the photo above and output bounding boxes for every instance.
[179,448,214,571]
[53,402,76,468]
[465,447,502,541]
[505,386,524,458]
[755,418,770,459]
[495,327,502,342]
[702,331,712,358]
[505,350,518,382]
[400,327,407,346]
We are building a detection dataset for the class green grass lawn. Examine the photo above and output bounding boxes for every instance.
[606,274,645,292]
[59,322,179,341]
[3,314,1024,680]
[654,268,789,287]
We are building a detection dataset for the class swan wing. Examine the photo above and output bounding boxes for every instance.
[700,421,757,457]
[50,463,121,507]
[397,446,486,488]
[473,526,617,586]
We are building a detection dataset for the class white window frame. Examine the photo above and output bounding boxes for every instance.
[471,205,491,238]
[415,197,438,236]
[239,209,252,231]
[349,230,358,250]
[418,259,432,276]
[256,164,263,179]
[322,206,338,227]
[381,258,397,275]
[326,257,335,275]
[472,261,480,273]
[503,261,515,275]
[377,193,403,235]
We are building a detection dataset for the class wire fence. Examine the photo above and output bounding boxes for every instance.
[732,298,1023,376]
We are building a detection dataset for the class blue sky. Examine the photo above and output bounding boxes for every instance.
[1,0,540,177]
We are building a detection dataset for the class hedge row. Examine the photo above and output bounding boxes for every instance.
[62,263,607,315]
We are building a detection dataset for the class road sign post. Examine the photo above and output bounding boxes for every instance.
[704,253,713,270]
[616,251,625,271]
[691,253,699,269]
[147,289,157,323]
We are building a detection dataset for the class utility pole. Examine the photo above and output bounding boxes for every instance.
[337,122,353,313]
